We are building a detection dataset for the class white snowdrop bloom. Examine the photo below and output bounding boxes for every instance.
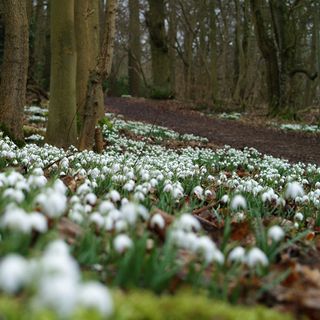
[121,198,129,205]
[112,163,121,173]
[115,220,128,232]
[134,191,145,201]
[99,200,114,214]
[126,171,135,180]
[27,175,48,188]
[77,282,113,316]
[156,173,164,181]
[15,180,30,192]
[217,195,228,205]
[261,191,272,203]
[207,175,214,181]
[195,236,218,263]
[1,205,31,233]
[209,249,225,265]
[150,213,165,229]
[172,187,183,199]
[113,234,133,253]
[150,178,158,187]
[0,254,29,294]
[268,225,285,242]
[163,184,173,193]
[228,246,245,263]
[246,247,268,267]
[108,190,121,202]
[178,214,201,232]
[123,180,135,192]
[37,191,67,218]
[89,168,100,180]
[35,277,78,317]
[294,212,304,221]
[231,195,247,210]
[234,211,246,222]
[276,197,286,207]
[85,193,97,205]
[193,186,204,198]
[53,179,67,194]
[77,183,91,195]
[29,212,48,233]
[204,190,213,197]
[285,182,304,199]
[44,239,70,257]
[90,212,105,228]
[3,188,25,203]
[32,167,44,176]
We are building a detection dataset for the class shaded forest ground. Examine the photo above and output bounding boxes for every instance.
[106,97,320,165]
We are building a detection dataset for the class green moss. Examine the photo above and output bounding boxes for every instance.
[0,290,293,320]
[113,290,293,320]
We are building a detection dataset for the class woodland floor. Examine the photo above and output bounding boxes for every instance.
[106,97,320,165]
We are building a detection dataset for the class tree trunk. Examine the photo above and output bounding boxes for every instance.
[128,0,141,97]
[0,0,29,144]
[46,0,78,148]
[78,0,118,151]
[209,0,218,102]
[146,0,171,97]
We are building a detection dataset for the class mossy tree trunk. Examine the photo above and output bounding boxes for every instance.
[0,0,29,144]
[128,0,141,97]
[146,0,171,98]
[78,0,118,151]
[46,0,78,148]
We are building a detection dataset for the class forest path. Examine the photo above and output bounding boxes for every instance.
[106,97,320,165]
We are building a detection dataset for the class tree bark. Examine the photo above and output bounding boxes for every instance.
[46,0,78,148]
[146,0,171,97]
[78,0,118,151]
[128,0,141,97]
[0,0,29,144]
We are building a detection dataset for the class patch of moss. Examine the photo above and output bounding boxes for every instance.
[113,290,293,320]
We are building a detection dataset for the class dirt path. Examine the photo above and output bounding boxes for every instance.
[106,97,320,165]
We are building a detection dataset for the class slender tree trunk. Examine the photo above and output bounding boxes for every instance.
[209,0,218,102]
[46,0,78,148]
[78,0,118,151]
[146,0,171,97]
[128,0,141,96]
[168,0,177,97]
[0,0,29,144]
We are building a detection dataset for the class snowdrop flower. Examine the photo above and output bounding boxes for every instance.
[150,213,165,229]
[172,187,183,199]
[196,236,224,264]
[228,246,245,263]
[246,247,268,267]
[29,212,48,233]
[220,194,229,204]
[123,180,135,192]
[1,205,31,233]
[231,195,247,210]
[3,188,25,203]
[193,186,204,198]
[178,214,201,232]
[89,212,105,228]
[134,191,145,201]
[77,282,113,316]
[36,190,67,218]
[113,234,133,253]
[163,184,173,193]
[85,193,97,205]
[34,277,78,316]
[99,200,114,214]
[115,220,128,232]
[294,212,304,221]
[276,197,286,207]
[285,182,304,199]
[268,225,285,242]
[53,179,67,194]
[108,190,121,202]
[204,190,213,197]
[0,254,29,294]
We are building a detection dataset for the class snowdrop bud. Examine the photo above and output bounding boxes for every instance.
[294,212,304,221]
[267,225,285,242]
[108,190,121,202]
[113,234,133,253]
[228,246,245,263]
[285,182,304,199]
[150,213,165,229]
[193,186,204,198]
[0,254,29,294]
[246,247,268,267]
[77,282,113,316]
[179,214,201,232]
[231,195,247,210]
[220,194,229,204]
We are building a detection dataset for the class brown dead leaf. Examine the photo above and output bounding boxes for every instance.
[58,217,82,244]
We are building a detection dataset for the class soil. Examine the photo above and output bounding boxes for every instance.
[106,97,320,165]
